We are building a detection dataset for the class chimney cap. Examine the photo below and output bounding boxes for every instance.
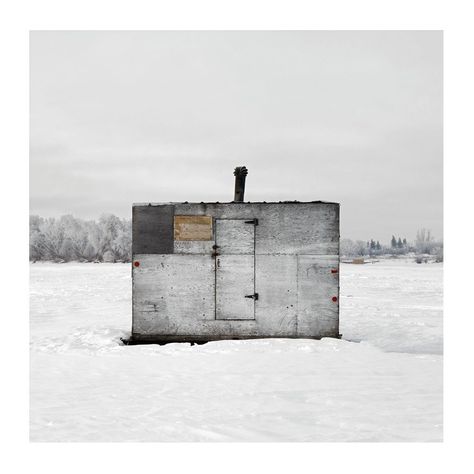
[234,166,248,177]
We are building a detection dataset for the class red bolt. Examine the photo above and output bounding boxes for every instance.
[332,296,338,302]
[331,269,338,274]
[134,261,140,267]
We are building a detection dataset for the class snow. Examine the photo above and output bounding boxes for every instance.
[30,260,443,442]
[341,260,443,354]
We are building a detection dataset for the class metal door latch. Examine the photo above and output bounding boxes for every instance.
[244,293,259,300]
[244,218,259,225]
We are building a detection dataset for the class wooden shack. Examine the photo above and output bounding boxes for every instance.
[127,167,340,344]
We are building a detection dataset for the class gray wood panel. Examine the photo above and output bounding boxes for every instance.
[216,255,255,320]
[254,205,339,255]
[296,255,339,337]
[132,205,174,254]
[215,219,255,255]
[215,219,256,320]
[174,240,214,255]
[132,254,216,337]
[254,254,298,336]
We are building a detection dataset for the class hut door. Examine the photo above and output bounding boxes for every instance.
[215,219,256,320]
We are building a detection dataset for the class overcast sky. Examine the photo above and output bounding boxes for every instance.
[30,31,442,242]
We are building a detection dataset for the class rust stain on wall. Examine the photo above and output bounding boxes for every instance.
[174,215,213,241]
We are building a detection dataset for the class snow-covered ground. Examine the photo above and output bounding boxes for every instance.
[30,260,442,442]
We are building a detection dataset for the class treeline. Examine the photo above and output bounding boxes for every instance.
[30,214,131,262]
[30,215,444,264]
[341,228,443,261]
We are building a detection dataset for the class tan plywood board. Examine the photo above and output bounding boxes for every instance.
[174,215,213,241]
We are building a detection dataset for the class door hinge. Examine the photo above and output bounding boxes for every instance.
[244,293,259,300]
[244,218,259,225]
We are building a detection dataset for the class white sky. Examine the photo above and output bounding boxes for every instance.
[30,31,442,242]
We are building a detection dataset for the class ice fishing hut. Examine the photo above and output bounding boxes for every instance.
[128,166,340,344]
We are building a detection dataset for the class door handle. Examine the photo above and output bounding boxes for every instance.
[244,293,259,300]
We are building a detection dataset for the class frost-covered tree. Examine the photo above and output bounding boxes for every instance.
[433,243,444,262]
[83,242,98,261]
[39,218,66,260]
[340,239,355,257]
[29,213,132,262]
[60,215,90,260]
[355,240,367,256]
[93,214,124,260]
[30,228,45,261]
[30,215,43,233]
[111,221,132,261]
[30,215,45,261]
[340,239,367,257]
[416,228,435,254]
[88,219,110,261]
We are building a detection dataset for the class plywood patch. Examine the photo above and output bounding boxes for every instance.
[174,215,213,241]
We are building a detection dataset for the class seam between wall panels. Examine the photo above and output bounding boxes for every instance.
[253,220,256,320]
[214,217,217,320]
[295,255,299,336]
[334,204,340,335]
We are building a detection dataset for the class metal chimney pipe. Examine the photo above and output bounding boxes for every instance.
[233,166,248,202]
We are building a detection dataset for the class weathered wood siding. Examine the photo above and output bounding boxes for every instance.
[215,219,255,255]
[132,202,339,341]
[132,205,174,254]
[296,255,340,337]
[173,202,339,255]
[216,254,255,320]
